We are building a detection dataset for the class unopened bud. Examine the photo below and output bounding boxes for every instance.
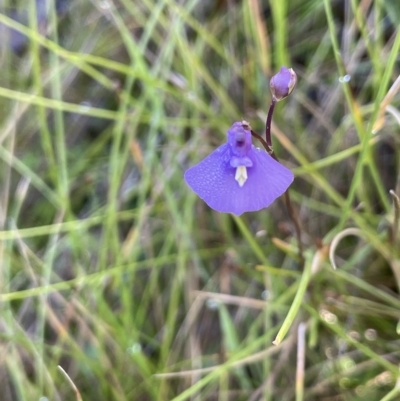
[270,67,297,101]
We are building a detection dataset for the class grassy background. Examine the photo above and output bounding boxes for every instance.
[0,0,400,400]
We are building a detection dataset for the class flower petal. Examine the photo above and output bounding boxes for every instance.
[244,147,294,212]
[184,144,294,215]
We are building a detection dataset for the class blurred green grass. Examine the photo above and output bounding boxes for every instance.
[0,0,399,400]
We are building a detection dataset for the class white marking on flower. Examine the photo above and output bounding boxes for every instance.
[235,166,248,187]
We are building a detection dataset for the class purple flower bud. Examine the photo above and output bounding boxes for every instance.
[184,122,294,215]
[270,67,297,101]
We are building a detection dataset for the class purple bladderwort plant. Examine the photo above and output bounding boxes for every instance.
[184,66,297,216]
[184,121,294,215]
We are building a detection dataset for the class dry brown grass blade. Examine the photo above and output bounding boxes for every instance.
[296,322,307,401]
[390,190,400,245]
[58,365,83,401]
[248,0,271,75]
[389,190,400,292]
[154,336,291,379]
[372,75,400,133]
[329,228,364,270]
[191,291,266,309]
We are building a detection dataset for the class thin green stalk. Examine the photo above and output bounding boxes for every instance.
[323,0,370,227]
[0,144,60,207]
[349,0,380,83]
[0,247,224,302]
[364,28,400,214]
[50,0,71,210]
[233,215,269,265]
[37,213,64,396]
[28,1,56,184]
[325,0,400,226]
[273,254,312,345]
[304,304,399,375]
[380,383,400,401]
[0,85,119,119]
[167,328,290,401]
[99,3,139,268]
[270,0,288,68]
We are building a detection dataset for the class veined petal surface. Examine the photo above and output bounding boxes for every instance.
[184,144,293,215]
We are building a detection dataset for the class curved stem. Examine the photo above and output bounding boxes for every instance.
[265,99,276,147]
[250,130,273,154]
[251,101,304,266]
[284,190,304,265]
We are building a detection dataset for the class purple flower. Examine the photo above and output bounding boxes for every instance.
[184,121,294,215]
[270,67,297,101]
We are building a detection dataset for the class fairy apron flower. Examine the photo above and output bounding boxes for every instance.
[184,121,294,215]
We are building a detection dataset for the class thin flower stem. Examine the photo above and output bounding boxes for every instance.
[251,99,305,265]
[284,190,304,264]
[250,130,273,154]
[265,99,276,147]
[266,99,304,264]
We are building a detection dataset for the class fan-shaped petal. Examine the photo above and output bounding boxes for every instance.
[184,144,293,215]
